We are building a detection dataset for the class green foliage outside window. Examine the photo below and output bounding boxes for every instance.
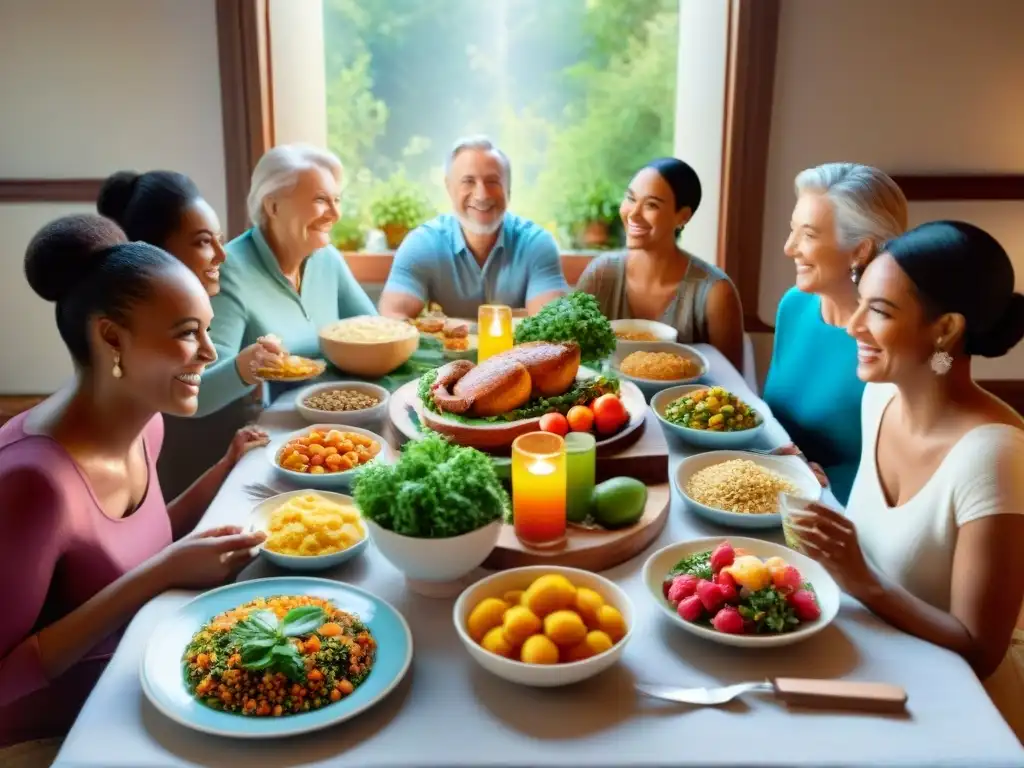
[323,0,678,251]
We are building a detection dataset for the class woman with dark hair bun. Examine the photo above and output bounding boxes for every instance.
[98,170,280,498]
[790,220,1024,741]
[0,215,268,756]
[575,157,745,371]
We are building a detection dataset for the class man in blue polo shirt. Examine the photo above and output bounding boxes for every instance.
[378,136,568,320]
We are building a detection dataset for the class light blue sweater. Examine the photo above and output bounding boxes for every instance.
[762,287,866,505]
[196,227,377,416]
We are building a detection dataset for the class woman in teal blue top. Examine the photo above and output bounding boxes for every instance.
[198,144,377,417]
[763,163,908,505]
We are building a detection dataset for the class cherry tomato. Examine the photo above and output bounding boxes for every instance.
[566,405,595,433]
[591,394,628,434]
[539,412,569,436]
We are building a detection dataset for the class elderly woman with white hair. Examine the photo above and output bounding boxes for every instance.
[196,143,376,417]
[763,162,908,505]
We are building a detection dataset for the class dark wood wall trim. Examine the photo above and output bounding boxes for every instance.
[890,174,1024,202]
[216,0,274,238]
[0,179,104,204]
[718,0,780,334]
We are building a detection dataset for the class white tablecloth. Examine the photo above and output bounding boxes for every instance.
[53,346,1024,767]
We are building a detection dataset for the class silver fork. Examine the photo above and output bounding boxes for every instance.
[636,680,773,706]
[243,482,286,501]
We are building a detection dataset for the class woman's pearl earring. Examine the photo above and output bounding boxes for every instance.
[112,352,123,379]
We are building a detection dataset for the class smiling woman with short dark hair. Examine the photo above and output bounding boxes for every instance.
[792,220,1024,741]
[575,157,745,372]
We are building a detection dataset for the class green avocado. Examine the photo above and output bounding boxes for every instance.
[591,477,647,529]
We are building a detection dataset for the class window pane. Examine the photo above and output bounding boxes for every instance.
[322,0,679,251]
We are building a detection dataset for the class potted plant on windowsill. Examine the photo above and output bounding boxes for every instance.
[331,205,368,252]
[560,178,622,250]
[367,173,435,250]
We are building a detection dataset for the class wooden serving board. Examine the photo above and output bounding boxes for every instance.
[483,483,671,571]
[387,381,670,485]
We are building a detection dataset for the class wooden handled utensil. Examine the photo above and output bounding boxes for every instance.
[636,678,908,714]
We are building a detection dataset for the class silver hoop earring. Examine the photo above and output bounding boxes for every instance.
[112,351,123,379]
[930,348,952,376]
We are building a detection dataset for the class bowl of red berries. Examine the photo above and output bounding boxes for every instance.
[642,536,840,648]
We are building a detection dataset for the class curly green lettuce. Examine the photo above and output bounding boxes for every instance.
[417,368,620,423]
[513,291,616,363]
[352,433,508,538]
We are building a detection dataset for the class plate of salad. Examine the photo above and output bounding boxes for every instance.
[642,536,840,648]
[140,576,412,738]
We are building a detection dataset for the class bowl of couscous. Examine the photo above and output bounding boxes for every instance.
[248,489,369,570]
[674,450,822,529]
[610,341,708,401]
[651,384,766,449]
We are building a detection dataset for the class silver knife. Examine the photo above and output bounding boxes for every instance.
[637,678,908,713]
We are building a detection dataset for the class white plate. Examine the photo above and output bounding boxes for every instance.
[674,450,822,529]
[642,536,840,648]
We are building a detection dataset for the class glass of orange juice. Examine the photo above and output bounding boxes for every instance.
[511,432,567,549]
[477,304,513,361]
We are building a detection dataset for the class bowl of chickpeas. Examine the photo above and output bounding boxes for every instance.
[294,381,389,428]
[651,384,766,449]
[268,424,395,490]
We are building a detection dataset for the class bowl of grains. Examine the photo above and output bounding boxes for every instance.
[674,450,822,530]
[610,341,708,401]
[295,381,390,428]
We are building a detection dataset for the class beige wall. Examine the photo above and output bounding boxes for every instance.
[0,0,227,394]
[755,0,1024,383]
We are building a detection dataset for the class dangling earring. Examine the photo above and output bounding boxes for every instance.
[112,351,123,379]
[930,345,952,376]
[850,265,862,284]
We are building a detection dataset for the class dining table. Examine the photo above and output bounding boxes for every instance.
[52,345,1024,768]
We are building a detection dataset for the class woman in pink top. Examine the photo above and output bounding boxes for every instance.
[0,215,269,755]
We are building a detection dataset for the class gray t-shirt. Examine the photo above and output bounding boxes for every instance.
[575,251,735,343]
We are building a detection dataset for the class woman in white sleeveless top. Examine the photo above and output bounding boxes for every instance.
[575,158,745,371]
[791,221,1024,742]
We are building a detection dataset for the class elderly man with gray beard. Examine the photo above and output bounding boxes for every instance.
[378,136,568,320]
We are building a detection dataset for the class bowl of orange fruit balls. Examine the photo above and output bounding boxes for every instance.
[268,424,395,490]
[453,566,633,687]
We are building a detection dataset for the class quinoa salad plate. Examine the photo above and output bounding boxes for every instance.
[140,576,412,738]
[673,450,822,530]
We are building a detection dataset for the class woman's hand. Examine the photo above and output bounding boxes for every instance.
[772,444,829,487]
[223,424,270,467]
[154,525,266,590]
[236,334,286,385]
[789,503,877,596]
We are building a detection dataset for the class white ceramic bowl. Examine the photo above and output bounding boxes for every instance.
[365,518,502,594]
[294,381,390,427]
[651,384,766,449]
[610,318,678,347]
[611,341,709,401]
[247,489,369,571]
[453,566,634,687]
[268,424,395,491]
[642,536,840,648]
[674,450,822,530]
